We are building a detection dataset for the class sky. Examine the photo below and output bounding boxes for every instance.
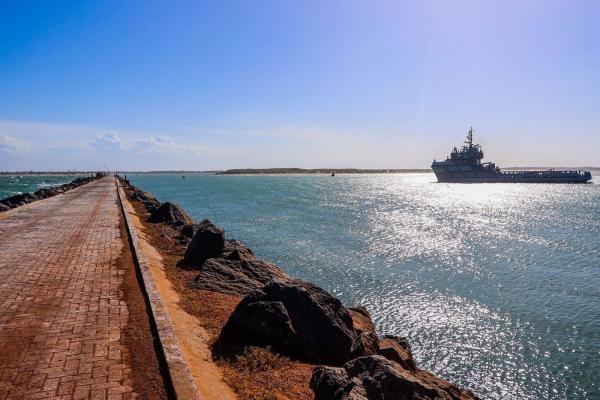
[0,0,599,171]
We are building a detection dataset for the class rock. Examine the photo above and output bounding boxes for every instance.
[378,335,417,372]
[310,365,367,400]
[144,199,161,213]
[183,219,225,265]
[223,239,255,262]
[148,202,193,225]
[215,279,361,365]
[34,188,60,199]
[131,189,153,202]
[311,355,480,400]
[349,306,376,335]
[180,223,198,238]
[71,177,88,185]
[130,189,161,212]
[192,257,290,296]
[1,193,37,207]
[351,331,380,359]
[0,203,10,212]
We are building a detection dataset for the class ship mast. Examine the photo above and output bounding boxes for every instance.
[465,127,474,148]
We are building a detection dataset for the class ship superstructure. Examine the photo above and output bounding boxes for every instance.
[431,128,592,183]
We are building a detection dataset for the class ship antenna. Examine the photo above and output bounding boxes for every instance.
[466,126,473,147]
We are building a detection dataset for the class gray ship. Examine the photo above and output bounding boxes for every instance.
[431,128,592,183]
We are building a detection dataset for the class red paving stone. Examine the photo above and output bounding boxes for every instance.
[0,178,158,399]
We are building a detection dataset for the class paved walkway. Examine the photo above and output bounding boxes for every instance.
[0,178,165,399]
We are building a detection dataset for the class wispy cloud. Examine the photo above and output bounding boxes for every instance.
[92,131,240,157]
[92,132,184,153]
[92,132,126,151]
[133,135,181,153]
[0,133,31,152]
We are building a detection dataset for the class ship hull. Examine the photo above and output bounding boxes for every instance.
[431,163,592,183]
[433,176,591,183]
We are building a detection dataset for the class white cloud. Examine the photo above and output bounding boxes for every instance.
[134,135,180,153]
[92,131,225,157]
[0,133,31,152]
[92,132,126,151]
[92,132,181,153]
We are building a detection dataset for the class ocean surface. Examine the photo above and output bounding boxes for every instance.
[3,172,599,399]
[0,175,81,199]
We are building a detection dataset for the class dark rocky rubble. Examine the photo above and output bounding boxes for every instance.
[148,201,194,225]
[128,189,161,213]
[311,355,480,400]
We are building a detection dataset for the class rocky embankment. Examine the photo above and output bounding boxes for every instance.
[0,173,105,212]
[121,178,480,400]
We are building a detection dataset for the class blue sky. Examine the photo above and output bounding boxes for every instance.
[0,0,599,171]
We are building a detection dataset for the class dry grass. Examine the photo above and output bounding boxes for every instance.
[218,347,314,400]
[234,347,286,372]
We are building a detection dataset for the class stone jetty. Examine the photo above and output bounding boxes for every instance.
[0,177,168,399]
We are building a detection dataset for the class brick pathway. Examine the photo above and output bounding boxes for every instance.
[0,178,164,399]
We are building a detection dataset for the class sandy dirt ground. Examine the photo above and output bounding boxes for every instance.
[120,189,237,400]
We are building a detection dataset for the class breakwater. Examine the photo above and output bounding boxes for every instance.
[0,173,105,211]
[121,176,481,399]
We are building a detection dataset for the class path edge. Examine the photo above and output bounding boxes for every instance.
[115,178,201,400]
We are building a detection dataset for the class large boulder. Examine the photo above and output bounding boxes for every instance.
[192,257,290,296]
[180,223,199,239]
[311,355,480,400]
[378,335,417,372]
[222,239,256,262]
[215,279,361,365]
[349,306,376,335]
[310,366,368,400]
[148,202,193,225]
[183,219,225,265]
[351,331,380,359]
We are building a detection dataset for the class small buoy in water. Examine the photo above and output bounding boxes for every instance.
[182,175,186,179]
